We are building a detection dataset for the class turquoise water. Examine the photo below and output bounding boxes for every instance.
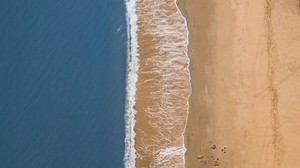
[0,0,127,167]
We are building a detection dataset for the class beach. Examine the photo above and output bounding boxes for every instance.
[178,0,300,167]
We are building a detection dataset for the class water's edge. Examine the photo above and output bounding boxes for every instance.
[174,0,192,166]
[124,0,139,167]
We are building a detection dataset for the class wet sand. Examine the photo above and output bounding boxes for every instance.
[178,0,300,167]
[134,0,190,167]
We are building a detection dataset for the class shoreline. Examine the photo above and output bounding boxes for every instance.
[133,0,190,167]
[175,0,192,167]
[179,0,300,167]
[124,0,139,167]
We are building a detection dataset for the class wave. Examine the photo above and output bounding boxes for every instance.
[124,0,139,167]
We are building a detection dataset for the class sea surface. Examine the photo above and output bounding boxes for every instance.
[0,0,127,167]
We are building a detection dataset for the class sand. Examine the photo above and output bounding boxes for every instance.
[177,0,300,167]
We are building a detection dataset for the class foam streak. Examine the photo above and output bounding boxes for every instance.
[124,0,139,167]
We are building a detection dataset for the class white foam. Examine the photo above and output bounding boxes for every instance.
[123,0,191,167]
[124,0,139,167]
[134,0,191,166]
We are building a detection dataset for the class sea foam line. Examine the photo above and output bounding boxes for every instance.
[124,0,139,167]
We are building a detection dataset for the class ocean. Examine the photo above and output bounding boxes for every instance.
[0,0,127,167]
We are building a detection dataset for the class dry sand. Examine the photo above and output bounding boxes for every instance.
[178,0,300,167]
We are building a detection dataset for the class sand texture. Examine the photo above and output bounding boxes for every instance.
[178,0,300,167]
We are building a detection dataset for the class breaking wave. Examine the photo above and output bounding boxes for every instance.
[124,0,139,167]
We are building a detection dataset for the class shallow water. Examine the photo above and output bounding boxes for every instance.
[125,0,191,167]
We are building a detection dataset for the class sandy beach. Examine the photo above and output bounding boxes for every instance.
[178,0,300,167]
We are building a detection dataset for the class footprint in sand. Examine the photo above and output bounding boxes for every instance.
[211,144,217,150]
[221,146,227,154]
[213,158,220,167]
[196,155,207,165]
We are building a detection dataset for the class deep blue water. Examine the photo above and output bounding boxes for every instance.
[0,0,127,167]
